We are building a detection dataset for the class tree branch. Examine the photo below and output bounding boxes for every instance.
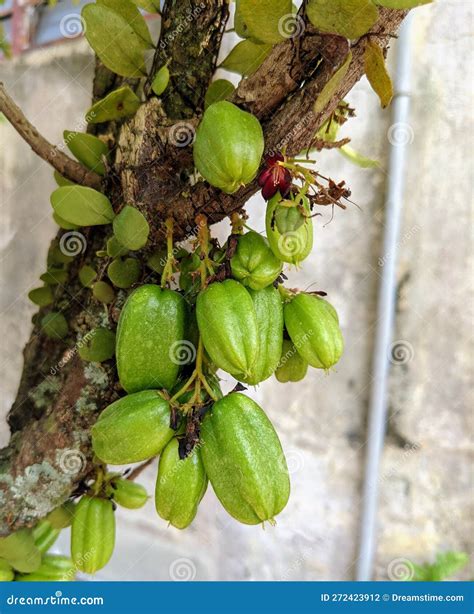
[0,82,103,191]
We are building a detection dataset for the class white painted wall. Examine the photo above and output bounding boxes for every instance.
[0,0,472,581]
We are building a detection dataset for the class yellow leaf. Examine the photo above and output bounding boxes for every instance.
[364,41,393,108]
[314,52,352,115]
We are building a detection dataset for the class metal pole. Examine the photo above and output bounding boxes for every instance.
[356,12,414,581]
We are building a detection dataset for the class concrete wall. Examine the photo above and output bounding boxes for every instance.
[0,0,472,581]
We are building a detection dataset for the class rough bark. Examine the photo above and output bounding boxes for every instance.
[0,5,406,535]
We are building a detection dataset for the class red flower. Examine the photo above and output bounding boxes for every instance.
[258,153,292,200]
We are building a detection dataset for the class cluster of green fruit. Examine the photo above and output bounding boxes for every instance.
[21,100,345,578]
[0,505,75,581]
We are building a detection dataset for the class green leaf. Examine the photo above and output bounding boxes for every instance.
[412,552,469,582]
[82,4,148,77]
[0,530,41,573]
[237,0,293,43]
[53,213,79,230]
[78,265,97,287]
[108,257,141,288]
[51,186,115,227]
[364,40,393,108]
[151,65,170,96]
[107,236,129,258]
[28,286,54,307]
[306,0,379,39]
[314,52,352,114]
[40,268,68,285]
[374,0,431,7]
[86,86,141,124]
[132,0,160,13]
[92,281,115,304]
[63,131,108,176]
[78,328,116,362]
[98,0,153,46]
[339,145,379,168]
[220,39,272,76]
[113,205,149,251]
[41,312,68,339]
[205,79,235,109]
[53,171,74,187]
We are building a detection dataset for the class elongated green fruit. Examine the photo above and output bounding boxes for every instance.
[116,285,187,392]
[32,520,60,554]
[0,559,14,581]
[275,338,308,383]
[111,478,148,509]
[196,279,258,378]
[230,231,282,290]
[193,101,264,194]
[200,393,290,525]
[240,286,283,385]
[92,390,174,464]
[0,529,41,573]
[266,194,313,264]
[46,501,75,529]
[16,555,76,581]
[284,293,343,369]
[155,438,207,529]
[71,496,115,574]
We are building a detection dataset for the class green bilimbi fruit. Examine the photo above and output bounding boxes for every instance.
[266,193,313,264]
[275,338,308,383]
[200,393,290,525]
[230,231,282,290]
[193,101,264,194]
[92,390,175,464]
[155,438,208,529]
[16,555,76,582]
[111,478,148,509]
[116,285,186,393]
[32,520,60,555]
[0,559,14,581]
[71,496,115,574]
[284,293,343,369]
[46,502,75,529]
[196,279,258,378]
[240,286,283,385]
[0,529,41,573]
